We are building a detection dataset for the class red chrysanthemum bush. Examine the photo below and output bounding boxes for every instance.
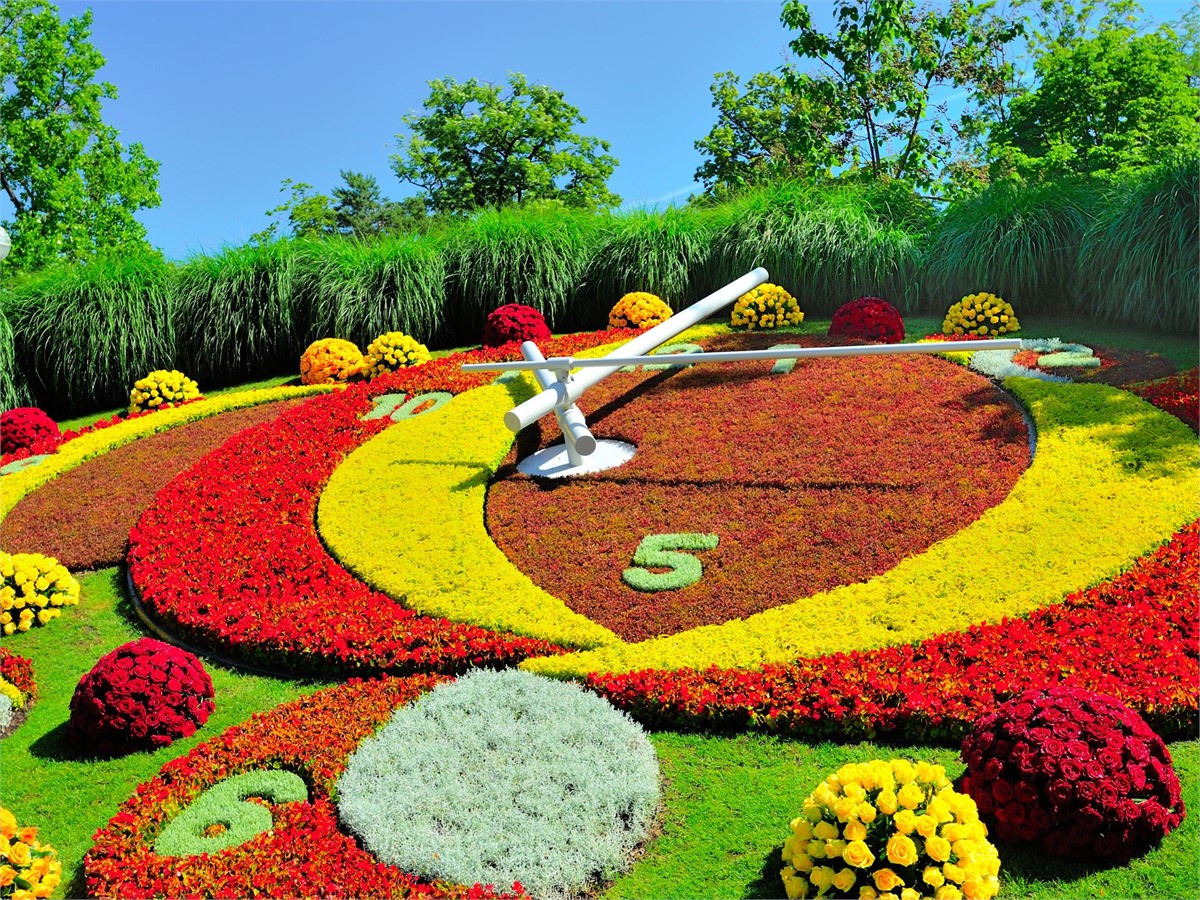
[960,686,1185,863]
[828,297,905,344]
[482,304,552,348]
[67,637,215,756]
[0,407,59,456]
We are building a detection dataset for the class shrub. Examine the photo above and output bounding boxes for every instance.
[363,332,431,378]
[0,807,62,898]
[608,292,673,329]
[299,338,365,385]
[0,407,59,455]
[128,369,200,415]
[730,283,804,330]
[960,686,1185,863]
[828,297,905,344]
[942,293,1020,337]
[482,303,552,348]
[0,552,79,634]
[780,759,1000,900]
[337,669,660,898]
[67,637,215,756]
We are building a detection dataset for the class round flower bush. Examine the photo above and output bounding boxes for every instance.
[67,637,215,756]
[780,759,1000,900]
[0,407,59,456]
[0,552,79,635]
[129,369,200,415]
[482,303,552,348]
[299,338,366,385]
[829,297,905,344]
[960,686,1185,863]
[609,292,673,330]
[942,293,1020,337]
[0,807,62,899]
[731,283,804,330]
[337,669,660,898]
[364,331,431,378]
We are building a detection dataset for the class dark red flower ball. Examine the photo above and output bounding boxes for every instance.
[68,637,215,756]
[482,303,552,349]
[961,686,1184,863]
[0,407,60,455]
[828,297,905,344]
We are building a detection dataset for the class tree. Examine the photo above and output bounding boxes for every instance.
[390,73,619,214]
[0,0,160,270]
[249,178,334,244]
[989,28,1200,180]
[331,170,426,237]
[773,0,1022,191]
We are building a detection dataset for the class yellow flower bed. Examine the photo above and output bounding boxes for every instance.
[0,678,25,709]
[609,292,673,329]
[0,385,334,519]
[129,369,200,415]
[364,332,431,378]
[522,379,1198,678]
[300,338,365,385]
[781,760,999,900]
[0,552,79,635]
[942,293,1019,337]
[0,807,61,899]
[730,283,804,330]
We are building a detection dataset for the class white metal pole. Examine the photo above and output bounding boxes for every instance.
[520,341,597,460]
[502,267,770,433]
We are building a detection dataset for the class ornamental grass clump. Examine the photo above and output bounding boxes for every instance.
[780,759,1001,900]
[482,303,552,348]
[960,686,1185,863]
[128,370,200,415]
[67,637,215,756]
[0,807,62,899]
[730,283,803,330]
[829,297,905,344]
[363,331,431,378]
[0,552,79,635]
[942,293,1019,337]
[0,407,59,456]
[299,338,365,385]
[608,292,673,329]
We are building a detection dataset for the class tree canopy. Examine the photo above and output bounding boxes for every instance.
[0,0,160,270]
[391,73,620,214]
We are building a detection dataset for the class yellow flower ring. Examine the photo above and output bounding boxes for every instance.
[316,333,1198,676]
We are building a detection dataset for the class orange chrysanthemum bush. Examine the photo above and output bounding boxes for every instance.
[942,294,1019,338]
[0,807,62,899]
[299,339,365,386]
[780,759,1001,900]
[608,292,672,330]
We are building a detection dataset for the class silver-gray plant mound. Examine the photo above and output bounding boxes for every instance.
[335,669,660,899]
[0,693,13,731]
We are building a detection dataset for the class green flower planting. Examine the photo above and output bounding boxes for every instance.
[622,533,720,592]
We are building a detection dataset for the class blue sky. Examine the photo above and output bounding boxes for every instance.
[22,0,1195,260]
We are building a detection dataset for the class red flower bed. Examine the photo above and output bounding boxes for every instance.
[0,646,37,702]
[482,304,552,349]
[85,675,527,899]
[127,331,636,675]
[0,399,308,570]
[0,407,59,456]
[586,521,1199,742]
[1130,368,1198,431]
[488,333,1028,641]
[828,296,905,343]
[961,686,1184,862]
[68,637,215,756]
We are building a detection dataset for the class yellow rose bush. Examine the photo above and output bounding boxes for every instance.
[128,369,200,415]
[0,552,79,635]
[609,292,673,329]
[942,293,1019,337]
[0,808,61,899]
[299,338,366,385]
[363,331,431,378]
[731,283,804,330]
[781,760,1000,900]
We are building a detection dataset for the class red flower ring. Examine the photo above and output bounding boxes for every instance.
[84,675,527,899]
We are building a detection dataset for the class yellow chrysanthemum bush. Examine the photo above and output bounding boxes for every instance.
[363,331,431,378]
[780,759,1001,900]
[0,807,62,899]
[0,552,80,635]
[299,338,366,385]
[609,292,673,330]
[731,282,804,330]
[942,293,1019,337]
[128,369,200,414]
